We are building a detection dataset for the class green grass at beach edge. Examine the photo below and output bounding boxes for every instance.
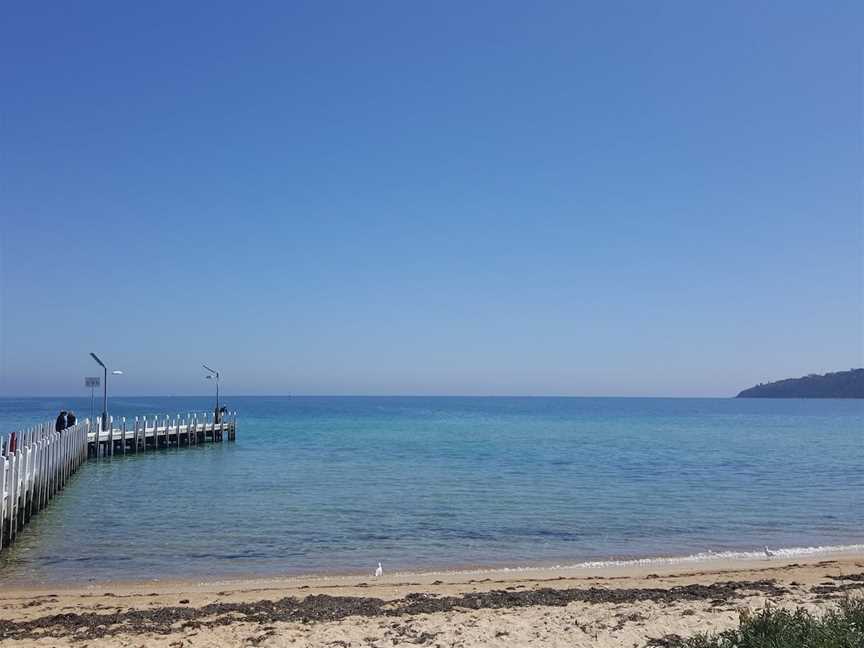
[655,597,864,648]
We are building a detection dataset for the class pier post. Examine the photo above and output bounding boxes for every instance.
[0,454,6,549]
[31,424,39,511]
[10,450,18,540]
[38,428,45,509]
[20,447,28,528]
[29,441,37,519]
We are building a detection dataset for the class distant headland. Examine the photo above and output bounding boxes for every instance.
[736,369,864,399]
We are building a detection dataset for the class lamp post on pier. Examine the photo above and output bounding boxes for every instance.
[203,364,220,423]
[89,353,124,431]
[85,376,100,423]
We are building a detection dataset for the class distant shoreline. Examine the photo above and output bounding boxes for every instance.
[736,368,864,399]
[5,393,864,401]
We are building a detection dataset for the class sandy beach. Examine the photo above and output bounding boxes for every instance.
[1,553,862,647]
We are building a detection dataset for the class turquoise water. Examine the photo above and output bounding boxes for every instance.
[0,396,862,585]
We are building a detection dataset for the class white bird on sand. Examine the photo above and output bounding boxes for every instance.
[764,546,774,559]
[374,562,383,577]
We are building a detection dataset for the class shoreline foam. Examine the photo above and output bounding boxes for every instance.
[2,542,862,593]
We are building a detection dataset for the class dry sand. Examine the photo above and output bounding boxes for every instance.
[1,554,862,647]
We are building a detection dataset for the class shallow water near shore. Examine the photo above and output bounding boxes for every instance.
[0,396,862,585]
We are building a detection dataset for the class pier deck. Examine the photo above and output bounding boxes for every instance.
[88,412,237,456]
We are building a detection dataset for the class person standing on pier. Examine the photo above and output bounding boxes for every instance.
[55,410,67,432]
[66,411,77,428]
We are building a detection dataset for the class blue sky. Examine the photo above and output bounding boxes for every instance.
[1,1,861,397]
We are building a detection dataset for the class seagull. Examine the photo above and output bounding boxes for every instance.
[374,562,383,577]
[764,546,774,559]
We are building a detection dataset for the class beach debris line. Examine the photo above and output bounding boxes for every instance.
[810,572,864,597]
[0,579,788,642]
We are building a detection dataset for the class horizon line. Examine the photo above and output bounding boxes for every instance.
[2,393,741,400]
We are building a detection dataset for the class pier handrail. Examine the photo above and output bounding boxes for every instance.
[1,419,90,550]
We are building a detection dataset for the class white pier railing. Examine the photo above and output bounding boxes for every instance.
[88,411,237,456]
[1,419,90,551]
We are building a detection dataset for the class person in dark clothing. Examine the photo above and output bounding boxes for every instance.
[66,411,77,428]
[216,405,228,424]
[55,410,67,432]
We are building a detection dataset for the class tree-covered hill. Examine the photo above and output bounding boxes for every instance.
[736,368,864,398]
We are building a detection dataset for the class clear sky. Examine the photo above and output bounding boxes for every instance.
[1,1,861,397]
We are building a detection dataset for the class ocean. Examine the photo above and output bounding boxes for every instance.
[0,396,861,585]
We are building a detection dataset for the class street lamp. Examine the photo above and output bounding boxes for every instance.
[203,364,220,423]
[90,353,124,431]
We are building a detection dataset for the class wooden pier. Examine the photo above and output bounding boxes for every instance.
[88,412,237,457]
[1,412,237,551]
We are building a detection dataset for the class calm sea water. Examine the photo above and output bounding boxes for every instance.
[0,396,862,585]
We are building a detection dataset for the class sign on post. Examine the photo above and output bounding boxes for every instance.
[85,377,100,388]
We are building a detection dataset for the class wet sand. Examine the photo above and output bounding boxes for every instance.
[1,554,862,647]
